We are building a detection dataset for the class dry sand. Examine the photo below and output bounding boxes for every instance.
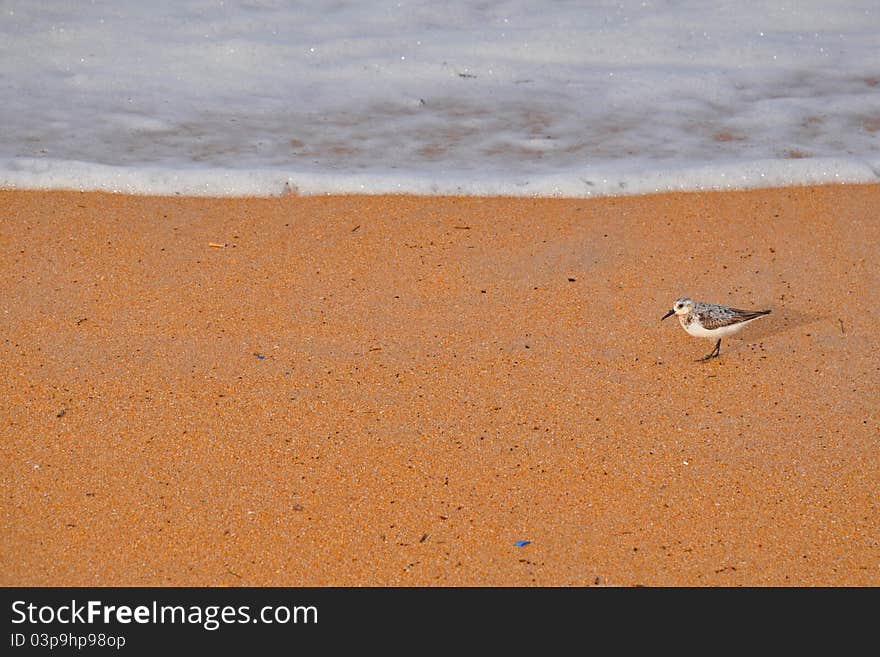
[1,185,877,586]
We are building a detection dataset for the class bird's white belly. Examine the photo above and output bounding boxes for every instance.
[680,317,748,339]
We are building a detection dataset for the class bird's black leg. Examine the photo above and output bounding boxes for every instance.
[697,339,722,362]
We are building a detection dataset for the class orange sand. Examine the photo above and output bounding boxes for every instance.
[1,186,877,586]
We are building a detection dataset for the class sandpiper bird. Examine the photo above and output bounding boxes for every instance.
[661,297,771,361]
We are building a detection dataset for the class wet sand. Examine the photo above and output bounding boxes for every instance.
[1,185,877,586]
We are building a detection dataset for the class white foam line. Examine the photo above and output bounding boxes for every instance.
[1,157,876,198]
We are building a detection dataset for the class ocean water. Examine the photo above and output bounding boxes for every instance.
[1,0,878,197]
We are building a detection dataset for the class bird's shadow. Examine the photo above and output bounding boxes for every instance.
[741,307,821,341]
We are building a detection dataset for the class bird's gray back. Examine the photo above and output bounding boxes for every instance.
[693,301,767,330]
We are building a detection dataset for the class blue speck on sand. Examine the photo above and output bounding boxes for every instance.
[515,540,531,547]
[257,354,265,359]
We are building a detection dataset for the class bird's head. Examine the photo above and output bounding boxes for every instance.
[661,297,694,320]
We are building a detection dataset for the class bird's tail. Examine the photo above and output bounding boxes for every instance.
[734,308,771,321]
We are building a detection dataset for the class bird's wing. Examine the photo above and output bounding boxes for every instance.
[697,306,769,330]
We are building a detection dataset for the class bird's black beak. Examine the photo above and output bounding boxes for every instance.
[661,309,674,321]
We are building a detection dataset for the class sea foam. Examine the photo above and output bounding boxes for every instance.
[1,1,878,197]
